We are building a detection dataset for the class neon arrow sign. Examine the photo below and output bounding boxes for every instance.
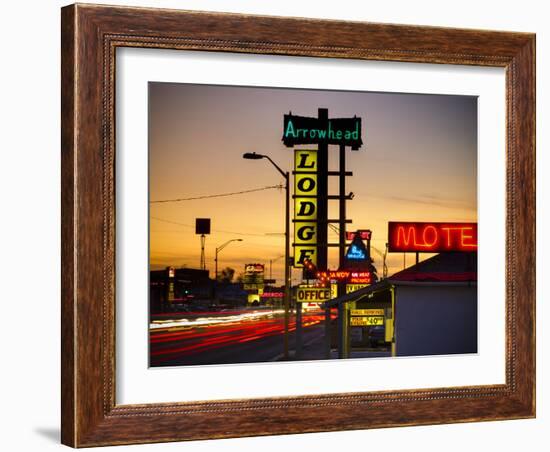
[346,244,366,260]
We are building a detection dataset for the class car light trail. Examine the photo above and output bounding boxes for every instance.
[149,310,334,365]
[150,308,285,330]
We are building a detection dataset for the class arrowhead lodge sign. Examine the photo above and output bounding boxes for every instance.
[285,109,364,272]
[283,114,363,150]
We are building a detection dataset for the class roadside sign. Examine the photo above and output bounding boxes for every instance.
[346,284,369,294]
[296,287,332,302]
[346,230,372,241]
[283,114,363,150]
[351,309,384,316]
[243,263,265,291]
[350,316,384,326]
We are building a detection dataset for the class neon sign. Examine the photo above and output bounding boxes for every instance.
[387,222,477,253]
[346,230,372,241]
[316,270,372,284]
[282,114,363,150]
[260,292,284,298]
[293,149,318,267]
[346,244,366,260]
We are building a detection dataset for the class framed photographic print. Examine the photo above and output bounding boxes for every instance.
[61,3,535,447]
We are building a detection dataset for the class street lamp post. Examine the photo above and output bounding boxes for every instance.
[243,152,291,360]
[215,239,243,281]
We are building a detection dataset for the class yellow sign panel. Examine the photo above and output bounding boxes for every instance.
[296,287,332,303]
[294,172,317,197]
[294,150,318,173]
[168,282,175,302]
[331,282,338,299]
[294,197,317,221]
[350,316,384,326]
[351,309,385,316]
[294,245,317,268]
[294,222,317,245]
[293,149,318,268]
[385,319,394,342]
[346,284,369,294]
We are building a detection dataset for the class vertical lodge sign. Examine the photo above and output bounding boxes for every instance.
[283,109,363,272]
[293,149,318,267]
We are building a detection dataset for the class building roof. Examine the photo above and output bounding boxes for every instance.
[390,252,477,283]
[323,252,477,307]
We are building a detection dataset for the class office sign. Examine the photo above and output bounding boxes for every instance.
[293,149,318,267]
[388,222,477,253]
[282,114,363,150]
[296,287,332,302]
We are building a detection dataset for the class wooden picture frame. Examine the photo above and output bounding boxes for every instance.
[61,3,535,447]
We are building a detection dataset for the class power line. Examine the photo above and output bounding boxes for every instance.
[150,185,283,204]
[150,216,279,238]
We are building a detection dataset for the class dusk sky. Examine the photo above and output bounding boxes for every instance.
[149,82,477,283]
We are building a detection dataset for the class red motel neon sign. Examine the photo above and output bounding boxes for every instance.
[388,222,477,253]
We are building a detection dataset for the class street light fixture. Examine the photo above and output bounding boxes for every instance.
[215,239,243,281]
[243,151,291,359]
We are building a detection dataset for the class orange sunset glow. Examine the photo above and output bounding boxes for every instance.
[149,83,477,283]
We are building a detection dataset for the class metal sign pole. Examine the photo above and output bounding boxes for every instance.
[317,108,329,271]
[338,143,350,358]
[324,306,331,359]
[284,172,290,359]
[295,302,302,359]
[339,144,346,265]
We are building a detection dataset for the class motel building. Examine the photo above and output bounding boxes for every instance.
[325,251,477,358]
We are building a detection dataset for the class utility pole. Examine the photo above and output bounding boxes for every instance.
[200,234,206,270]
[243,152,291,359]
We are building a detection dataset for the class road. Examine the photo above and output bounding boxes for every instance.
[149,308,329,367]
